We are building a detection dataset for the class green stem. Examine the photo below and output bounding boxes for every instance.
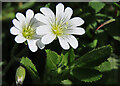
[113,2,120,8]
[2,44,28,76]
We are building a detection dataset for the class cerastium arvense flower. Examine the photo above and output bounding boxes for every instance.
[35,3,85,50]
[10,9,45,52]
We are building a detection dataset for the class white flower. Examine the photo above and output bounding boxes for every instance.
[35,3,85,50]
[10,9,45,52]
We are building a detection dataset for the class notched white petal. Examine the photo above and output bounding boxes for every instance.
[10,26,20,35]
[41,33,56,44]
[16,12,25,23]
[26,9,34,19]
[40,7,55,18]
[69,17,84,26]
[64,7,73,21]
[58,36,70,50]
[67,35,78,49]
[15,34,26,43]
[56,3,64,17]
[27,40,38,52]
[35,13,48,24]
[12,19,21,29]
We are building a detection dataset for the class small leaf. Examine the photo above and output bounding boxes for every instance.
[46,49,59,69]
[96,61,111,72]
[20,57,37,72]
[71,67,102,82]
[75,45,112,67]
[20,57,39,79]
[88,39,98,48]
[113,36,120,42]
[15,66,26,85]
[89,1,105,13]
[61,79,72,85]
[58,49,75,67]
[108,57,119,69]
[45,3,51,7]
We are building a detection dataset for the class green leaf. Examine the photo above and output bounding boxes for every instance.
[96,57,119,72]
[46,49,59,69]
[88,39,98,48]
[72,67,102,82]
[58,49,75,67]
[61,79,72,85]
[20,57,38,79]
[108,57,119,69]
[75,45,112,67]
[15,66,26,85]
[96,61,111,72]
[89,1,105,13]
[113,36,120,42]
[45,3,51,7]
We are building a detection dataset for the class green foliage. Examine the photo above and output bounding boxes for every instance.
[88,39,98,48]
[61,79,72,85]
[18,2,35,10]
[89,1,105,13]
[72,67,102,82]
[46,49,59,69]
[107,57,119,69]
[96,61,111,72]
[20,57,39,80]
[95,57,119,72]
[75,45,112,67]
[3,2,120,86]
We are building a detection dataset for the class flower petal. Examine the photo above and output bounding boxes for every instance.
[36,40,45,49]
[40,7,55,18]
[58,36,70,50]
[10,26,20,35]
[40,7,55,24]
[16,12,25,23]
[67,27,85,35]
[12,19,21,30]
[26,9,34,19]
[36,25,51,35]
[26,9,34,25]
[56,3,64,18]
[15,34,26,43]
[66,35,78,49]
[27,40,38,52]
[64,7,73,21]
[35,13,49,24]
[41,33,56,44]
[69,17,84,26]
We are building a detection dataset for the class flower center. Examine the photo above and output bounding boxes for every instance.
[22,26,35,39]
[52,25,64,36]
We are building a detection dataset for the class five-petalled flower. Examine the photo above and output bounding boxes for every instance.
[10,9,45,52]
[35,3,85,50]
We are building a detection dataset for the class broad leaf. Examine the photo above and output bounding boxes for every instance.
[46,49,59,69]
[75,45,112,67]
[89,1,105,13]
[72,67,102,82]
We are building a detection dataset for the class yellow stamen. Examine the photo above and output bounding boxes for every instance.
[22,26,35,39]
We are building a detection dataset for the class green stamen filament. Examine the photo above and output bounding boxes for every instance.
[22,26,35,39]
